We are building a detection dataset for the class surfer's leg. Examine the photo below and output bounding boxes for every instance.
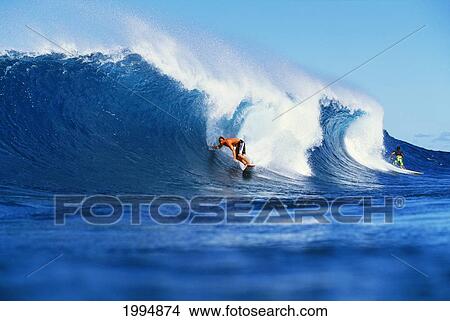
[237,141,254,166]
[398,157,405,169]
[240,154,253,165]
[396,156,404,168]
[237,154,249,165]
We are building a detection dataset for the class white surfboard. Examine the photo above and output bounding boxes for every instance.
[399,168,424,175]
[389,163,423,175]
[236,157,256,172]
[239,162,256,172]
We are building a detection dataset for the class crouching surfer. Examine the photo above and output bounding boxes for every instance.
[211,136,255,167]
[390,146,405,169]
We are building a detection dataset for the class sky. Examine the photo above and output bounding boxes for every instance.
[1,0,449,151]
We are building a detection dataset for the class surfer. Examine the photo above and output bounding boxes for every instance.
[212,136,254,166]
[390,146,405,169]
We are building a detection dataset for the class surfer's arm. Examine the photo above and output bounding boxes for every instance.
[232,148,237,160]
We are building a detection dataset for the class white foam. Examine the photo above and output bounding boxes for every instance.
[125,17,328,176]
[335,90,390,172]
[125,17,399,176]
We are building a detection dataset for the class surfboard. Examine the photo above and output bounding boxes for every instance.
[390,162,423,175]
[239,162,256,172]
[400,168,424,175]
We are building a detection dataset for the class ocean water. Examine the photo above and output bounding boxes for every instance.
[0,51,449,300]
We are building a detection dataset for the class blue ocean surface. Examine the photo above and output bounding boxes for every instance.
[0,52,449,299]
